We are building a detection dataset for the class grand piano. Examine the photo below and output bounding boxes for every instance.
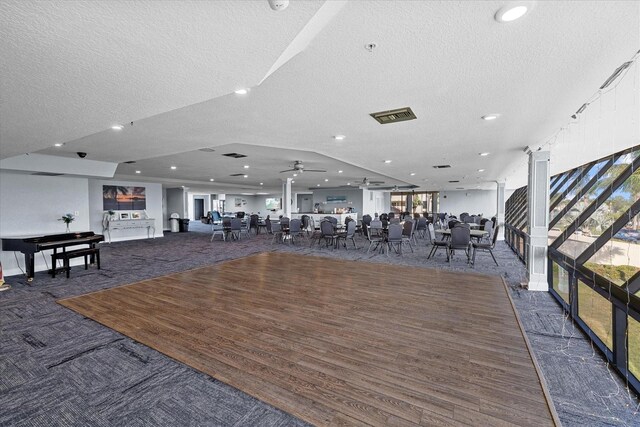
[1,231,104,281]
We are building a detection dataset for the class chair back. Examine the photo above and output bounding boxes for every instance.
[320,220,335,236]
[379,213,388,222]
[417,217,427,230]
[428,222,436,240]
[327,216,338,225]
[387,224,402,242]
[362,214,372,226]
[301,215,309,230]
[265,217,272,233]
[280,217,290,227]
[448,219,460,230]
[345,220,356,238]
[483,220,493,232]
[211,211,222,222]
[222,217,232,229]
[271,222,281,233]
[236,211,245,219]
[388,212,395,219]
[289,219,302,233]
[230,218,242,231]
[402,220,413,237]
[450,226,470,249]
[309,216,316,230]
[250,215,259,227]
[390,217,400,224]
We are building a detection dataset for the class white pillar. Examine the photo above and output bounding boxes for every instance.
[496,181,505,241]
[526,150,550,291]
[282,178,292,217]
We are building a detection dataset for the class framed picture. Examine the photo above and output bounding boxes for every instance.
[103,185,147,210]
[131,212,141,219]
[120,212,130,220]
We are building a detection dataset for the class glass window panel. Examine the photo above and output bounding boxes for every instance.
[550,171,569,195]
[583,213,640,286]
[630,316,640,379]
[550,151,639,246]
[577,280,612,349]
[550,159,610,222]
[552,262,570,302]
[558,167,640,259]
[550,169,581,207]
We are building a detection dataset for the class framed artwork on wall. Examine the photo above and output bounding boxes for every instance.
[120,212,130,220]
[103,186,147,210]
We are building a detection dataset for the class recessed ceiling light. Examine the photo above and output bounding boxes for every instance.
[317,184,320,187]
[53,143,63,147]
[410,172,416,176]
[260,182,264,185]
[478,169,485,172]
[347,182,351,185]
[111,125,123,131]
[243,165,250,169]
[293,173,298,177]
[170,166,177,170]
[210,178,215,181]
[495,3,530,23]
[384,160,392,164]
[135,170,141,174]
[333,135,346,141]
[291,180,295,184]
[481,114,500,120]
[234,88,248,95]
[243,175,248,178]
[324,178,329,182]
[338,170,343,173]
[479,152,490,156]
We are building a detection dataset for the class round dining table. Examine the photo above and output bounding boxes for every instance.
[435,228,488,239]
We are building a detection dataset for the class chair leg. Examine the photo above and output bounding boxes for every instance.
[96,250,101,270]
[472,247,477,266]
[489,249,499,266]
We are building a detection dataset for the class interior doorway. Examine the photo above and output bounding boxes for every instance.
[194,198,204,220]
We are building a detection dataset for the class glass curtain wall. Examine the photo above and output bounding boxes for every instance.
[505,145,640,395]
[390,192,439,215]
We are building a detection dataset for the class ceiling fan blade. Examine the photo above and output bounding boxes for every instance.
[279,169,295,173]
[304,169,327,173]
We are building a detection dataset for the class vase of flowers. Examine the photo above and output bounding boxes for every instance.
[59,213,75,232]
[108,210,116,220]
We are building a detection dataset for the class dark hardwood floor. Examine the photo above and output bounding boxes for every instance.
[59,252,555,426]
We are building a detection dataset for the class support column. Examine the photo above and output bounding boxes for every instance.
[526,150,550,291]
[496,181,505,241]
[282,178,292,217]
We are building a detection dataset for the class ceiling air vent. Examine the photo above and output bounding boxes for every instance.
[124,160,136,164]
[32,172,64,176]
[223,152,247,158]
[448,180,460,183]
[433,165,451,169]
[198,148,216,152]
[229,173,245,177]
[370,107,417,124]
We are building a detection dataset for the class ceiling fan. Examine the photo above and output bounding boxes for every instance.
[279,160,326,174]
[360,177,385,186]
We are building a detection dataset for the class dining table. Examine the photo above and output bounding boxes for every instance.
[435,228,488,239]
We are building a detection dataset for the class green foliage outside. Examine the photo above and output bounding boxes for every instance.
[584,262,639,287]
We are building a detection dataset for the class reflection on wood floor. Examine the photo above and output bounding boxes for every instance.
[59,252,555,426]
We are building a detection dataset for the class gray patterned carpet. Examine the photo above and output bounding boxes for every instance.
[1,223,638,426]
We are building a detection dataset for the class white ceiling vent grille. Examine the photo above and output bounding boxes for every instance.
[370,107,417,124]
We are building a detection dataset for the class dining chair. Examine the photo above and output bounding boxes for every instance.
[249,214,259,234]
[270,222,283,244]
[210,224,225,242]
[239,219,251,239]
[288,219,303,244]
[448,225,471,263]
[472,225,500,266]
[482,220,494,243]
[320,219,337,248]
[336,220,358,249]
[309,219,325,247]
[416,217,428,238]
[230,218,243,240]
[386,223,403,255]
[265,217,272,234]
[427,223,448,259]
[401,220,414,253]
[222,217,232,241]
[365,223,384,254]
[369,220,383,237]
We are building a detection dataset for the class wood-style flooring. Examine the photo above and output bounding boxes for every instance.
[59,252,555,426]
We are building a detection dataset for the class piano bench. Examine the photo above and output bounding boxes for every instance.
[52,248,100,278]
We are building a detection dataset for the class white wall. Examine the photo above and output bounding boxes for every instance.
[88,179,164,242]
[439,189,498,219]
[0,171,91,276]
[312,188,363,213]
[362,190,389,216]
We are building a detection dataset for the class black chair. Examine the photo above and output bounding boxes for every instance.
[472,226,500,266]
[448,225,471,263]
[320,220,337,248]
[236,211,245,219]
[265,217,272,234]
[401,220,414,253]
[386,224,403,255]
[387,212,395,220]
[427,223,448,259]
[222,217,232,241]
[230,218,243,240]
[362,214,372,226]
[416,217,427,238]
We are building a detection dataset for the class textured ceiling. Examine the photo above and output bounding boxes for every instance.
[1,0,638,193]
